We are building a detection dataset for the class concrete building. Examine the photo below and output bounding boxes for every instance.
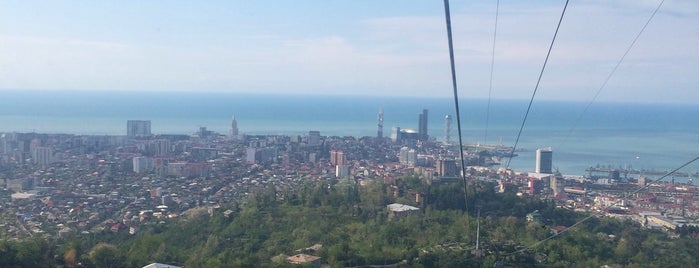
[335,165,350,178]
[229,115,239,138]
[127,120,151,138]
[377,107,384,139]
[393,128,418,145]
[436,158,458,176]
[387,203,420,220]
[444,115,452,144]
[246,147,276,164]
[154,139,171,156]
[307,131,321,146]
[399,147,417,166]
[32,146,53,167]
[330,150,344,166]
[391,127,401,143]
[418,109,428,141]
[535,148,553,174]
[286,254,321,267]
[133,156,151,173]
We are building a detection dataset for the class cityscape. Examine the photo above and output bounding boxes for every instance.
[2,0,698,266]
[1,108,697,266]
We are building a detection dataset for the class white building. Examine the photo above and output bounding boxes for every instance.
[133,157,151,174]
[335,165,350,178]
[387,203,420,220]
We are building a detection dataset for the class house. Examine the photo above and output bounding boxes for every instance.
[526,210,542,222]
[110,223,125,232]
[142,263,181,268]
[550,225,567,235]
[287,254,321,267]
[387,203,420,220]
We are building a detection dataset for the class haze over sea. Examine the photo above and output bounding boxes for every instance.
[1,91,697,178]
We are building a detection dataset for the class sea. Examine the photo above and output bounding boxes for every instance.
[1,90,698,180]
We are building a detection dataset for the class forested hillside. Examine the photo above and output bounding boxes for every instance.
[2,178,699,267]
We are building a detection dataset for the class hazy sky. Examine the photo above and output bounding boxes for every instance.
[1,0,697,103]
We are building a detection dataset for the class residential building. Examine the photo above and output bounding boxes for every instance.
[418,109,428,141]
[387,203,420,220]
[127,120,151,138]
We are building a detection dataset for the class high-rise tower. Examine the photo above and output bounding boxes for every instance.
[308,131,321,146]
[127,120,151,138]
[391,127,401,143]
[230,115,239,138]
[444,115,452,144]
[535,148,553,174]
[418,109,428,141]
[377,107,384,139]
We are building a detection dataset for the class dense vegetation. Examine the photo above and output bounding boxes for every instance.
[2,177,699,267]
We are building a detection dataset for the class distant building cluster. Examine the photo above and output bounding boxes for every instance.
[1,109,697,243]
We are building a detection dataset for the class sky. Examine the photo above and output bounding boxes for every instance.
[1,0,698,103]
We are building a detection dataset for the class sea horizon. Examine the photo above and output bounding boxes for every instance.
[1,90,697,178]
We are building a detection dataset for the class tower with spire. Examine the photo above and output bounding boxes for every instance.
[229,115,239,139]
[377,107,384,139]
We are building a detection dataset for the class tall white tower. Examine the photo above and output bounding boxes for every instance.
[377,107,384,139]
[444,115,452,144]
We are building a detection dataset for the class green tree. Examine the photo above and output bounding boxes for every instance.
[88,243,123,268]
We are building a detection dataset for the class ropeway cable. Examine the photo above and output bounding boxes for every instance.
[505,155,699,256]
[442,0,469,207]
[484,0,499,146]
[505,0,570,169]
[566,0,665,139]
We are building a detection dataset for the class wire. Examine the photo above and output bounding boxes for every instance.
[498,0,676,258]
[505,156,699,256]
[484,0,499,145]
[442,0,469,209]
[566,0,665,139]
[505,0,570,169]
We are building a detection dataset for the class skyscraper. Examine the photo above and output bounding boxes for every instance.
[32,146,53,167]
[436,158,457,176]
[330,150,344,166]
[535,148,553,174]
[133,156,151,173]
[154,139,171,156]
[418,109,428,141]
[230,115,239,138]
[127,120,151,138]
[444,115,452,144]
[377,107,384,139]
[308,131,321,146]
[391,127,401,143]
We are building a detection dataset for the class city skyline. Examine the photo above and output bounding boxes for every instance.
[1,1,698,103]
